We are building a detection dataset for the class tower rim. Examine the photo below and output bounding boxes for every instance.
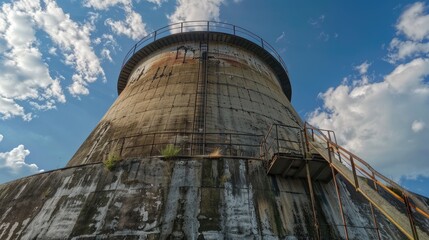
[117,21,292,100]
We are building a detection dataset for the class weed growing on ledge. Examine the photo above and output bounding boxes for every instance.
[160,144,181,160]
[104,154,120,171]
[209,147,222,158]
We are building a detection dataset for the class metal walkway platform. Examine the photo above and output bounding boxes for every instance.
[266,153,332,182]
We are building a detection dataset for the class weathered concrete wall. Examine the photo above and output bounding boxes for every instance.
[0,157,407,239]
[2,31,425,240]
[67,40,301,167]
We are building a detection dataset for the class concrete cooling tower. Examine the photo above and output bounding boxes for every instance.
[0,21,428,240]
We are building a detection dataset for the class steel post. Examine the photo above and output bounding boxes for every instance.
[306,160,320,240]
[369,202,382,240]
[329,146,349,240]
[275,124,279,154]
[350,156,359,190]
[404,194,419,240]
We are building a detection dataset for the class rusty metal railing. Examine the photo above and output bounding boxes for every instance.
[107,131,263,159]
[121,21,288,74]
[304,122,429,239]
[260,123,306,169]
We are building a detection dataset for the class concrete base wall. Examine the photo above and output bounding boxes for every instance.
[0,157,404,239]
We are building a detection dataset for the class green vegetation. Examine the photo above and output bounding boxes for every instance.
[160,144,181,159]
[103,154,120,171]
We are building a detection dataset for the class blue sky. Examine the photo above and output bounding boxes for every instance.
[0,0,428,197]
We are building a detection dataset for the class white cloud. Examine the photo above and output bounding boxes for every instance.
[0,97,32,121]
[396,2,429,41]
[355,61,371,75]
[84,0,148,41]
[168,0,225,24]
[309,63,429,180]
[84,0,166,10]
[48,47,57,55]
[68,75,89,96]
[411,120,425,133]
[101,48,113,62]
[105,5,147,40]
[34,0,105,88]
[0,3,62,120]
[94,34,117,47]
[95,34,117,63]
[309,10,429,180]
[389,2,429,63]
[388,38,429,62]
[308,3,429,181]
[146,0,166,8]
[83,0,132,10]
[0,135,43,183]
[276,32,285,43]
[0,0,104,120]
[385,58,429,92]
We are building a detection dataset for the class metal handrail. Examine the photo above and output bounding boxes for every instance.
[304,122,429,221]
[121,21,288,74]
[260,123,305,165]
[110,130,264,158]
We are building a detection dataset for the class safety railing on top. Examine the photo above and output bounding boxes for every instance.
[303,122,429,234]
[121,21,288,73]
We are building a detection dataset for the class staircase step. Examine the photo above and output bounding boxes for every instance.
[309,140,429,240]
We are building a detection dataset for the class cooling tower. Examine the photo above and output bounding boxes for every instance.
[0,22,428,240]
[67,24,297,167]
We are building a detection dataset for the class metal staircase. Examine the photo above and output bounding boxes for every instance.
[303,123,429,240]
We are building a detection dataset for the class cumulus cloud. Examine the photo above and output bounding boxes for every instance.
[85,0,166,10]
[388,2,429,63]
[388,38,429,61]
[166,0,226,33]
[105,5,147,40]
[34,0,105,89]
[0,97,32,121]
[308,61,429,180]
[0,135,43,183]
[146,0,166,8]
[308,3,429,181]
[355,61,371,75]
[84,0,132,10]
[84,0,148,41]
[396,2,429,41]
[0,0,104,120]
[168,0,225,23]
